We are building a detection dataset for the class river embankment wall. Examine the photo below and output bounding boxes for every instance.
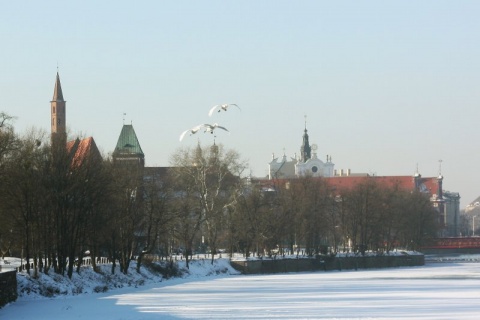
[230,253,424,274]
[0,269,17,308]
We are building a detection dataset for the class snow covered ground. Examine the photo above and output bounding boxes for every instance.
[2,255,480,319]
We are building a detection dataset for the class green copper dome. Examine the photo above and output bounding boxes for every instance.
[113,124,144,157]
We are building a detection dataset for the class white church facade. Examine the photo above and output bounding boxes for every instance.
[268,121,335,180]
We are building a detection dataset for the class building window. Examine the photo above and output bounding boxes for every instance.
[312,166,318,173]
[53,106,56,114]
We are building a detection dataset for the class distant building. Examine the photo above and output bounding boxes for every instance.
[465,197,480,237]
[112,124,145,168]
[442,191,461,236]
[264,119,461,238]
[67,137,101,166]
[50,72,101,163]
[268,119,334,179]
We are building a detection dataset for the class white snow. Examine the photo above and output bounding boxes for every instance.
[2,255,480,319]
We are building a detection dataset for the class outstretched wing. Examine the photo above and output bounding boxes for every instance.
[208,105,220,117]
[179,129,190,141]
[215,125,229,133]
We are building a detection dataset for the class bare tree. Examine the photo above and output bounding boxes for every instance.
[0,112,18,162]
[136,168,176,272]
[0,112,19,258]
[396,190,438,250]
[231,185,268,257]
[171,189,203,269]
[41,136,108,278]
[295,177,331,256]
[108,163,145,274]
[170,143,246,264]
[0,129,48,276]
[73,149,110,275]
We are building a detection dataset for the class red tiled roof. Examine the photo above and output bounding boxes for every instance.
[254,175,439,196]
[67,137,101,167]
[326,176,438,194]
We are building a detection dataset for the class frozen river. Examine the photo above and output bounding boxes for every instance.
[2,261,480,319]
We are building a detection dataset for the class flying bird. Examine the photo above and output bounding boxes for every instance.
[179,124,204,141]
[208,104,240,117]
[179,123,229,141]
[203,123,229,134]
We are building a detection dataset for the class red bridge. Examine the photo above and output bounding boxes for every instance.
[421,237,480,254]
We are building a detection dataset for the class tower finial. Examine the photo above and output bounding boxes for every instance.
[123,113,126,125]
[304,115,307,130]
[438,159,443,176]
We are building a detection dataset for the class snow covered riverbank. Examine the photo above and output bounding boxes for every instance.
[3,257,239,301]
[2,255,480,319]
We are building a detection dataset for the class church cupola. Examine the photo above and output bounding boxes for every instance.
[51,72,67,148]
[300,116,311,162]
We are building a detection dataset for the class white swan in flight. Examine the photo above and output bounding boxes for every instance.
[208,104,240,116]
[203,123,229,134]
[179,124,204,141]
[179,123,229,141]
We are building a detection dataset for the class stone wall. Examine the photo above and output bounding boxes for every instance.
[230,254,424,274]
[0,270,17,308]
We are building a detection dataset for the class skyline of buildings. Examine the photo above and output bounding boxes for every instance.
[45,70,462,238]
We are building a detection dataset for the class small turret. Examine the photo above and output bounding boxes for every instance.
[437,160,444,200]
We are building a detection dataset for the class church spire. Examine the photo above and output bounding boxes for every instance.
[300,115,311,162]
[52,72,64,101]
[51,71,67,148]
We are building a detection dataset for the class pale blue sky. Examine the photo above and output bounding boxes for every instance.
[1,1,480,208]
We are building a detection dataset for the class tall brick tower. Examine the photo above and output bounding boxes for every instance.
[51,72,66,148]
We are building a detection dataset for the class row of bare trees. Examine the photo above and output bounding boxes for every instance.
[0,114,116,278]
[165,143,438,260]
[231,176,438,259]
[0,112,438,278]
